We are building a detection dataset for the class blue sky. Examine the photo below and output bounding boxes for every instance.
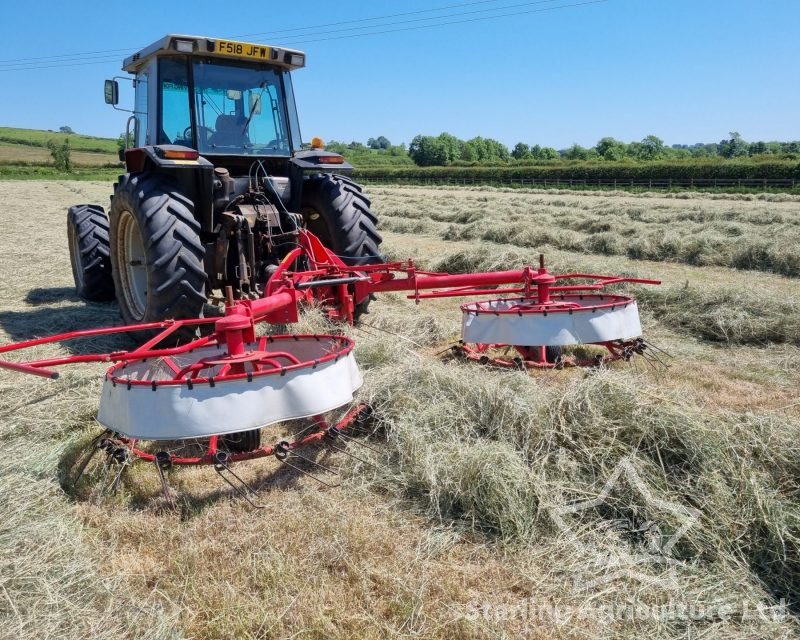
[1,0,797,148]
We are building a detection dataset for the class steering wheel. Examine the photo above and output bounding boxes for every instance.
[265,139,290,151]
[184,126,214,144]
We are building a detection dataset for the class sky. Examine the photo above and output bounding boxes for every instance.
[0,0,798,149]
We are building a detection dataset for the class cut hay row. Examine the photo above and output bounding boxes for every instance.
[372,187,800,277]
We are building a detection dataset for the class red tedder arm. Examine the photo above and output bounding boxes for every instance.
[0,229,659,379]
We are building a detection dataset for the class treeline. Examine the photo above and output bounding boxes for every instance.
[326,137,408,157]
[406,131,800,166]
[328,131,800,168]
[352,159,800,182]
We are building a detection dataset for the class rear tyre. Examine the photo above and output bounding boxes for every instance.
[67,204,114,301]
[109,173,207,327]
[301,173,382,320]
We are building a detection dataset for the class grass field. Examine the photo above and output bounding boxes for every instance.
[0,142,119,167]
[0,127,119,154]
[0,182,798,639]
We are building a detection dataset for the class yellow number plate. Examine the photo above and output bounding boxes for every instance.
[215,39,272,62]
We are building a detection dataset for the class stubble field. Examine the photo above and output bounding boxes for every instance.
[1,181,799,639]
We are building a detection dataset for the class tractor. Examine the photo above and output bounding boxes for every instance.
[68,34,382,328]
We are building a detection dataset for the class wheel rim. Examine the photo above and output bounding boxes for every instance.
[117,209,148,320]
[68,224,84,291]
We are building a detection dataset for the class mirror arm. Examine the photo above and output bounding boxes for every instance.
[110,75,136,112]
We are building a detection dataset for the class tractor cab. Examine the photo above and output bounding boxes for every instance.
[109,35,304,161]
[65,34,382,346]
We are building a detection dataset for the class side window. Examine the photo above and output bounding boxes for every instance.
[134,71,149,147]
[283,72,302,151]
[159,57,192,146]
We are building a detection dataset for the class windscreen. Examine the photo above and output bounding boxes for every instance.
[192,60,293,155]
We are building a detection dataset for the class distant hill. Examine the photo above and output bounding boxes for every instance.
[0,127,118,154]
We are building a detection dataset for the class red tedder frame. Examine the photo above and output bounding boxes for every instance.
[0,229,660,380]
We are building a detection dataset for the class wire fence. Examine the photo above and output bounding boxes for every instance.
[355,176,800,191]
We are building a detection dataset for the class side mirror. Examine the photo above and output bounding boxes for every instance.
[104,79,119,105]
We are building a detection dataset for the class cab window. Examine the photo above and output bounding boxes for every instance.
[158,57,192,146]
[192,60,291,155]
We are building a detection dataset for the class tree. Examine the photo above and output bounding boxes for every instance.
[531,145,559,161]
[563,143,590,161]
[409,135,448,166]
[511,142,531,160]
[718,132,748,158]
[117,131,134,152]
[324,139,348,154]
[462,137,509,163]
[689,143,718,158]
[47,138,72,172]
[367,136,392,149]
[59,125,74,134]
[595,137,627,161]
[636,135,665,160]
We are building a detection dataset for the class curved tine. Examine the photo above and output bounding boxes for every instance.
[110,463,127,495]
[69,431,110,487]
[333,430,381,455]
[214,463,265,509]
[278,458,340,488]
[215,468,264,508]
[153,460,176,509]
[326,441,375,468]
[643,339,673,358]
[642,347,669,368]
[97,452,113,494]
[287,449,339,476]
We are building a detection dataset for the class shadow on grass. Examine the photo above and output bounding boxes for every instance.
[0,291,223,357]
[0,302,131,355]
[24,286,82,305]
[59,416,381,519]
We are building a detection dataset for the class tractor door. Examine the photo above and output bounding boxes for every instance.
[133,59,158,147]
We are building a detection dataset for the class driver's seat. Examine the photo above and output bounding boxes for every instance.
[208,114,249,148]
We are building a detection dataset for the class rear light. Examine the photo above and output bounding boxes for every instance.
[161,149,199,160]
[318,155,344,164]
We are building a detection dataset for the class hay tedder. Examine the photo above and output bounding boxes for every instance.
[0,36,661,503]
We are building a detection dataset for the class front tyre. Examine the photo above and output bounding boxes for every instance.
[109,173,206,326]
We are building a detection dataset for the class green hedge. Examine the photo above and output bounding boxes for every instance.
[353,160,800,182]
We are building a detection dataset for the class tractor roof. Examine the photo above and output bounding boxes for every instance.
[122,34,306,74]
